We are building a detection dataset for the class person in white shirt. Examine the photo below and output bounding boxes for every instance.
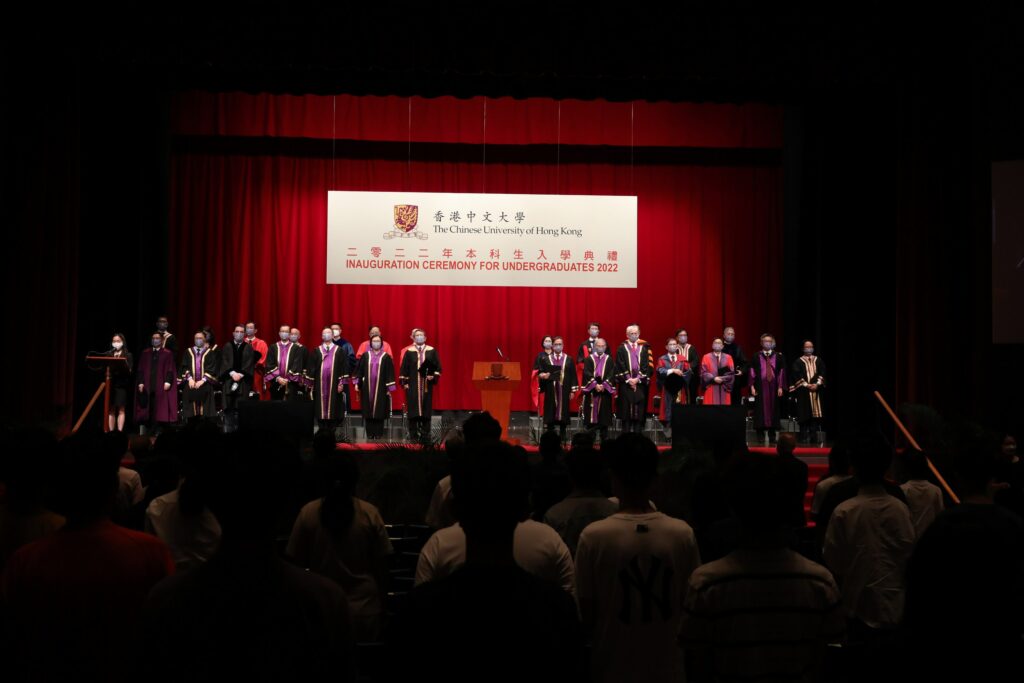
[899,449,944,538]
[145,481,222,572]
[680,452,845,683]
[575,433,701,683]
[543,444,616,556]
[823,436,914,635]
[810,442,852,523]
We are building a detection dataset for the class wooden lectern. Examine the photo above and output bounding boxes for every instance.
[76,355,131,433]
[471,361,522,439]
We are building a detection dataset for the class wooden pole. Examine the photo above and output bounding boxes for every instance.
[874,391,960,504]
[72,382,108,434]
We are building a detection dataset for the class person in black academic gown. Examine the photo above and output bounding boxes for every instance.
[674,328,700,405]
[219,325,256,430]
[614,324,654,434]
[306,327,350,435]
[722,326,748,406]
[538,337,578,440]
[179,330,218,420]
[399,328,442,443]
[354,334,397,439]
[790,340,826,444]
[532,336,553,418]
[266,325,308,401]
[580,338,616,442]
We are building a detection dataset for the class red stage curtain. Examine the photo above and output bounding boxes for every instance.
[169,93,783,411]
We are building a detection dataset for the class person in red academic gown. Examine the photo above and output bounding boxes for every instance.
[244,321,270,400]
[701,338,736,405]
[136,331,178,434]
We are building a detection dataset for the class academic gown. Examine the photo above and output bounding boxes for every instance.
[246,336,270,401]
[580,353,617,428]
[531,351,552,415]
[306,343,349,421]
[749,351,787,430]
[722,341,748,398]
[355,349,397,420]
[135,347,178,424]
[700,352,735,405]
[539,353,578,426]
[399,345,442,419]
[218,341,256,401]
[614,341,654,422]
[656,353,693,422]
[178,346,219,418]
[265,341,307,399]
[790,355,826,423]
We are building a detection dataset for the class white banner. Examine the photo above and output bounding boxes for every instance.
[327,191,637,288]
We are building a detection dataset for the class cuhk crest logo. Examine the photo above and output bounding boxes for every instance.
[386,204,427,240]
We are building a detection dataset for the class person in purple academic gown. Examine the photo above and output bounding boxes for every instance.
[749,333,787,443]
[178,330,219,420]
[265,324,307,401]
[306,327,350,435]
[353,334,397,439]
[580,338,616,442]
[538,336,578,441]
[136,331,178,434]
[614,324,654,434]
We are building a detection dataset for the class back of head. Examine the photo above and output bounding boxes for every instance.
[451,439,530,541]
[608,433,659,493]
[319,453,361,537]
[462,411,502,443]
[726,452,789,536]
[903,449,931,481]
[565,446,604,491]
[849,435,892,484]
[827,440,852,477]
[312,427,337,459]
[205,431,301,541]
[53,432,122,523]
[539,430,563,461]
[776,432,797,457]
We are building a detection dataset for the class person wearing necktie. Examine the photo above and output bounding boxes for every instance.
[614,324,654,434]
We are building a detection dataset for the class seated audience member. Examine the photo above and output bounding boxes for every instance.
[543,443,616,555]
[575,434,701,683]
[531,430,572,521]
[143,431,354,681]
[823,436,914,639]
[3,432,174,682]
[387,439,582,681]
[775,432,809,528]
[902,449,1024,677]
[898,449,944,538]
[680,452,844,682]
[287,452,393,642]
[0,428,65,572]
[810,442,852,523]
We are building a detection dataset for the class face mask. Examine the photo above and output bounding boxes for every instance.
[763,342,773,351]
[289,334,299,343]
[713,343,724,352]
[589,329,599,338]
[233,332,245,343]
[322,334,333,343]
[553,344,563,353]
[194,338,206,348]
[414,335,426,345]
[677,335,687,344]
[371,341,382,350]
[332,331,341,340]
[156,322,168,331]
[543,340,552,349]
[151,338,162,348]
[724,334,735,343]
[804,347,814,355]
[280,331,291,341]
[245,328,256,338]
[627,333,639,342]
[667,345,678,354]
[595,347,606,355]
[112,341,123,350]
